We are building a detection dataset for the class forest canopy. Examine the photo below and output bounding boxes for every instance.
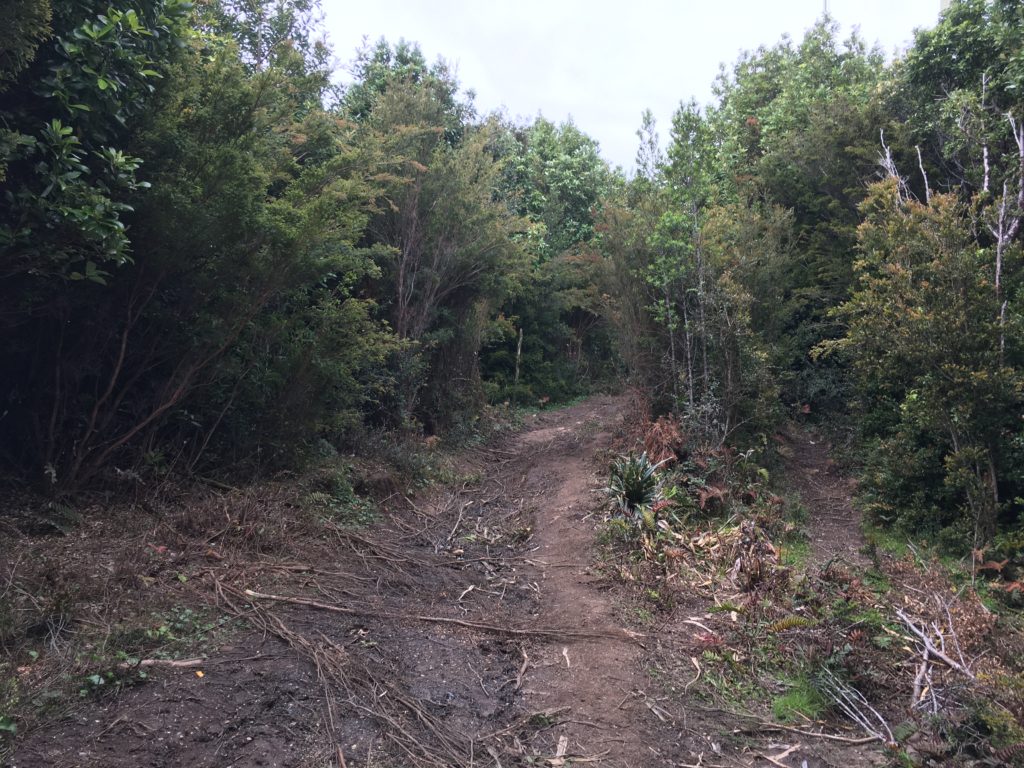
[1,0,1022,554]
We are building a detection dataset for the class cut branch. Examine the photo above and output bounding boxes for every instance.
[896,608,975,679]
[241,588,641,642]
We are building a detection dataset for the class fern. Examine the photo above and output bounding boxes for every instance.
[768,615,817,633]
[641,508,656,531]
[994,743,1024,764]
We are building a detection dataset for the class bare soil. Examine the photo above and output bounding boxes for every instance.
[777,427,868,568]
[6,399,996,768]
[4,396,668,767]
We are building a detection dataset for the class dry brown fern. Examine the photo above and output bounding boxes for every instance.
[993,743,1024,764]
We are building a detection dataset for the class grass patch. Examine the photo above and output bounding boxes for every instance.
[772,675,826,722]
[302,463,378,527]
[861,521,910,559]
[780,538,811,568]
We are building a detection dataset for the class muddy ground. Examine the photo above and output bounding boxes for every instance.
[0,397,977,767]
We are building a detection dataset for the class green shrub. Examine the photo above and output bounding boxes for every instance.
[606,452,663,516]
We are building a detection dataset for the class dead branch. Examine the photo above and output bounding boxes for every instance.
[515,645,529,690]
[817,668,894,745]
[758,745,799,768]
[118,657,206,669]
[215,579,470,767]
[751,722,881,745]
[895,608,975,679]
[685,656,702,692]
[479,707,570,741]
[241,587,641,642]
[912,656,929,708]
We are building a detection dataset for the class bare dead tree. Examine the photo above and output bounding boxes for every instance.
[985,113,1024,361]
[916,146,931,206]
[879,129,910,202]
[982,73,991,194]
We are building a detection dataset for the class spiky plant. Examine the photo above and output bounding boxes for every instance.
[606,452,663,517]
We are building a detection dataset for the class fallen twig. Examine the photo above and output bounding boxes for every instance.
[896,608,975,679]
[119,657,205,669]
[241,588,639,641]
[515,645,529,690]
[685,656,702,692]
[479,707,570,740]
[818,668,894,744]
[752,722,881,745]
[757,745,799,768]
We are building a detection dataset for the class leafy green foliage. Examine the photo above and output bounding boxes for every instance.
[0,0,1021,577]
[898,0,1024,196]
[480,116,618,406]
[0,1,397,486]
[0,0,191,277]
[0,0,51,86]
[822,181,1024,545]
[706,18,886,413]
[600,104,780,446]
[606,453,663,516]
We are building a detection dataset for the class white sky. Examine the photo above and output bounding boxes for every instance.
[323,0,942,171]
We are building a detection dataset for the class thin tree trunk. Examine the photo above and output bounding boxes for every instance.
[514,326,523,385]
[664,290,679,406]
[681,294,695,410]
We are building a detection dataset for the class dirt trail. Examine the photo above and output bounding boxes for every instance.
[509,398,649,765]
[8,395,656,768]
[779,427,868,566]
[6,402,892,768]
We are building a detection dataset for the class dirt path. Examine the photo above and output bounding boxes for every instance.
[6,400,1020,768]
[7,403,897,768]
[779,427,868,566]
[8,395,657,768]
[508,398,649,765]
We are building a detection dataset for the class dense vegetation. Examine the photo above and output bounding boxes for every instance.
[2,0,1022,556]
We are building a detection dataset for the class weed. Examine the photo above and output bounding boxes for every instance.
[785,496,810,526]
[862,568,891,593]
[634,606,654,625]
[78,665,148,699]
[861,522,910,559]
[780,538,811,568]
[105,605,231,663]
[772,674,826,722]
[528,711,558,728]
[598,518,635,546]
[0,666,17,740]
[849,607,886,631]
[303,465,377,527]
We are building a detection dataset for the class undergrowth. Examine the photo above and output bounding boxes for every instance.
[599,408,1024,765]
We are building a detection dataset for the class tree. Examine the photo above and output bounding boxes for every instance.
[350,67,526,428]
[707,18,886,412]
[822,180,1023,545]
[479,116,618,405]
[0,0,52,87]
[0,0,191,283]
[343,38,472,145]
[0,0,394,486]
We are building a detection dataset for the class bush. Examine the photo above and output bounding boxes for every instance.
[606,452,663,517]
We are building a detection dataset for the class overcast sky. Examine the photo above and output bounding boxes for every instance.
[323,0,942,171]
